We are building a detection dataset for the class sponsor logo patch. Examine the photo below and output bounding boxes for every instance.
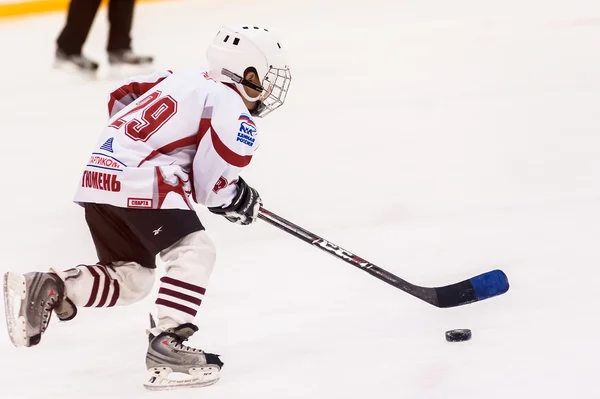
[81,171,121,192]
[127,198,153,208]
[87,153,126,171]
[236,114,257,147]
[100,137,114,153]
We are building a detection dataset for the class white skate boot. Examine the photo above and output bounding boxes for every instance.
[144,322,223,390]
[3,271,76,347]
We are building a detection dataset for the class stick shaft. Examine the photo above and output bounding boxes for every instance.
[258,207,439,305]
[258,207,509,308]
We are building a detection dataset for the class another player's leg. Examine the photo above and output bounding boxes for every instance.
[54,0,102,75]
[106,0,153,68]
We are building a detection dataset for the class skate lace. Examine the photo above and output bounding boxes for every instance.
[41,297,58,332]
[170,337,203,353]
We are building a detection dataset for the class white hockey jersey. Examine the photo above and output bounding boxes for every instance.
[73,67,260,210]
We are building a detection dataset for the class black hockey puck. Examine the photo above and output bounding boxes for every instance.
[445,329,472,342]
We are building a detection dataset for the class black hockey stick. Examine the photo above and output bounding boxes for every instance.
[258,207,509,308]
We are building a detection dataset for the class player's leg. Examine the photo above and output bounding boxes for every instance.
[106,0,153,66]
[55,202,158,310]
[51,262,155,310]
[153,230,216,330]
[54,0,102,73]
[145,231,222,390]
[3,203,156,347]
[104,206,223,389]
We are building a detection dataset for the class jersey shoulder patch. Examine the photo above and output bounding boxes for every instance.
[233,113,258,149]
[210,91,260,159]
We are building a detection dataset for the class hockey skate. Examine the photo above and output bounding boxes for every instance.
[108,49,154,66]
[3,271,72,347]
[53,48,99,78]
[144,322,223,391]
[107,49,154,80]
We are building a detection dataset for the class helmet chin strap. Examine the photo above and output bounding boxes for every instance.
[236,83,261,102]
[222,68,263,102]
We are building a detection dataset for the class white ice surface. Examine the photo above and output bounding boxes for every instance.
[0,1,599,398]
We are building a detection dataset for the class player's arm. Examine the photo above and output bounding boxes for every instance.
[107,70,174,118]
[192,111,262,225]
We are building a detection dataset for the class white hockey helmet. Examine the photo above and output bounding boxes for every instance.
[206,25,292,118]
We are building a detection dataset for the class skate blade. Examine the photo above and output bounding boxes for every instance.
[52,60,98,81]
[3,272,28,347]
[143,366,220,391]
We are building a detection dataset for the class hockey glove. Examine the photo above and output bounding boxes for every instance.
[208,176,262,225]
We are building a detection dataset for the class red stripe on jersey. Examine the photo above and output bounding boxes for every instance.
[107,73,171,116]
[155,165,192,209]
[187,117,212,204]
[210,127,252,168]
[198,117,211,141]
[138,135,198,167]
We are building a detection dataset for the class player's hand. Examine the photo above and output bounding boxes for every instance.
[208,177,262,225]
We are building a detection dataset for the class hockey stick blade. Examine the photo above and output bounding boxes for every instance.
[258,207,510,308]
[434,269,509,308]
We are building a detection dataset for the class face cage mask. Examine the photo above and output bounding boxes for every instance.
[222,67,292,118]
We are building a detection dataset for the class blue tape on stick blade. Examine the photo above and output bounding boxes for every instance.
[470,269,509,300]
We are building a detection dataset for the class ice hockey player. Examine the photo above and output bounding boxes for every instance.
[3,25,291,390]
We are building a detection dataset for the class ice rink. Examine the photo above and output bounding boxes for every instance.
[1,0,599,397]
